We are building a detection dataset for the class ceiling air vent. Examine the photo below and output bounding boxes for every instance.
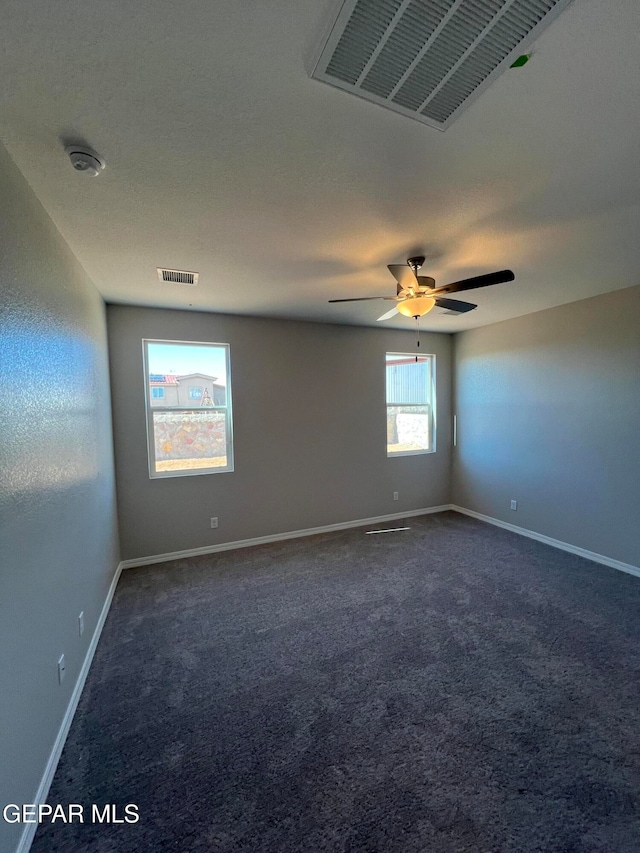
[157,268,199,286]
[311,0,574,130]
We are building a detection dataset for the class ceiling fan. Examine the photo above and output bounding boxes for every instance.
[329,256,515,321]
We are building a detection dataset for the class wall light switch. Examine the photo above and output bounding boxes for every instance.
[510,500,518,511]
[210,517,219,529]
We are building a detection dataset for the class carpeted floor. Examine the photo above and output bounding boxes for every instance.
[32,511,640,852]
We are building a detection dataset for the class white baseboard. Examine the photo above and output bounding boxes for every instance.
[16,561,124,853]
[120,505,453,569]
[451,505,640,579]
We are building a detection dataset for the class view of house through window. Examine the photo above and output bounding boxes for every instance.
[386,353,435,455]
[143,340,233,477]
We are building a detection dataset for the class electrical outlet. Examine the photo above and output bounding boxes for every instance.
[78,611,84,637]
[210,517,219,529]
[393,492,399,501]
[510,500,518,511]
[58,654,66,685]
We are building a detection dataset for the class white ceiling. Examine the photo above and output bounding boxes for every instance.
[1,0,639,332]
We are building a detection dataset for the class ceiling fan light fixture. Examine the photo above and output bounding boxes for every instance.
[329,259,513,318]
[397,297,435,318]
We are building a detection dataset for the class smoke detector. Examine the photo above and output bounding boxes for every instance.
[65,145,106,176]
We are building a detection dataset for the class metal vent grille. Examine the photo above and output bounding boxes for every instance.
[311,0,573,129]
[157,268,199,286]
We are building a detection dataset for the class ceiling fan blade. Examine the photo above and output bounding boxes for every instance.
[328,296,386,303]
[432,269,515,296]
[377,306,400,322]
[388,263,418,290]
[434,297,477,313]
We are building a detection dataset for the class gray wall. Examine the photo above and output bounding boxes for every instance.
[0,143,120,853]
[453,285,640,567]
[107,306,452,560]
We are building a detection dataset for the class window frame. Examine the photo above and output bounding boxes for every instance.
[385,352,436,457]
[143,339,234,479]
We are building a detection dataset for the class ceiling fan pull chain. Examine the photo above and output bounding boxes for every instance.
[415,316,420,359]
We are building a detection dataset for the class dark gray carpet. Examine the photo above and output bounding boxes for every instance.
[32,511,640,852]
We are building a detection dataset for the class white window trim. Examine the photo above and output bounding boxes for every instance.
[386,352,436,457]
[143,339,234,479]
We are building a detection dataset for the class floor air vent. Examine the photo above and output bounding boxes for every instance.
[157,268,199,286]
[311,0,573,129]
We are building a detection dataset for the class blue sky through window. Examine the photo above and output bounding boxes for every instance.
[147,342,227,385]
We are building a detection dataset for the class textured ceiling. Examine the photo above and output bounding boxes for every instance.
[1,0,639,332]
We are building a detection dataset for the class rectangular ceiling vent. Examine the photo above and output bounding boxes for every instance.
[157,268,199,286]
[311,0,573,130]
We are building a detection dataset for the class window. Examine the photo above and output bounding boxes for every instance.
[386,353,435,456]
[143,340,233,477]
